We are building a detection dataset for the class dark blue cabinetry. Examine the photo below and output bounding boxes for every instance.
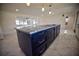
[46,27,55,47]
[16,24,60,56]
[16,30,32,55]
[55,25,60,37]
[31,30,47,49]
[32,41,47,55]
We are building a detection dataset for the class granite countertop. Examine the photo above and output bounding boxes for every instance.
[16,25,58,34]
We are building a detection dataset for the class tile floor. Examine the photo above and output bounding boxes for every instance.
[0,30,79,56]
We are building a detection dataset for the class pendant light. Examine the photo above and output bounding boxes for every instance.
[49,10,51,14]
[48,4,52,15]
[42,4,45,12]
[49,11,52,14]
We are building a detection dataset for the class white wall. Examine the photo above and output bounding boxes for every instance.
[1,11,29,35]
[0,11,76,35]
[0,11,3,39]
[0,4,77,35]
[0,26,2,39]
[39,12,75,31]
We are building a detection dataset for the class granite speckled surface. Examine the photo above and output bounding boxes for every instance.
[0,30,79,56]
[16,25,56,34]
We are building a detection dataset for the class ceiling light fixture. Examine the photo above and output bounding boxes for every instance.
[16,9,19,12]
[42,8,45,12]
[49,4,52,15]
[42,4,45,12]
[49,11,52,14]
[26,3,30,6]
[64,30,67,34]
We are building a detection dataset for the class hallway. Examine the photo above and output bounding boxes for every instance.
[0,30,79,56]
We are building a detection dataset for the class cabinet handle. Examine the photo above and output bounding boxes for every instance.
[39,47,45,54]
[39,39,45,44]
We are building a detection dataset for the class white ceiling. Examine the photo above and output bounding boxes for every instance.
[1,3,78,16]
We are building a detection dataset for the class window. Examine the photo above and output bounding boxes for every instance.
[15,16,38,27]
[24,20,27,25]
[33,20,36,24]
[19,20,24,25]
[16,20,19,25]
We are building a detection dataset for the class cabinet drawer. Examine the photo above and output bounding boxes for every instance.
[33,42,47,56]
[31,30,47,48]
[32,38,46,49]
[31,30,46,40]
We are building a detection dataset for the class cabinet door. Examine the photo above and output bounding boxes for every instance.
[76,24,79,39]
[75,11,79,39]
[32,41,47,56]
[31,30,47,49]
[16,30,32,56]
[46,28,55,47]
[57,25,60,36]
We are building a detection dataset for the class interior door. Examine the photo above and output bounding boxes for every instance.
[75,11,79,39]
[0,26,3,39]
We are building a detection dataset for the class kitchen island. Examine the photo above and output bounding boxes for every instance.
[16,24,60,56]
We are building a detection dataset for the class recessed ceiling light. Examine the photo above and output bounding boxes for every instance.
[26,3,30,6]
[49,11,52,14]
[42,8,45,12]
[64,30,67,34]
[16,9,19,12]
